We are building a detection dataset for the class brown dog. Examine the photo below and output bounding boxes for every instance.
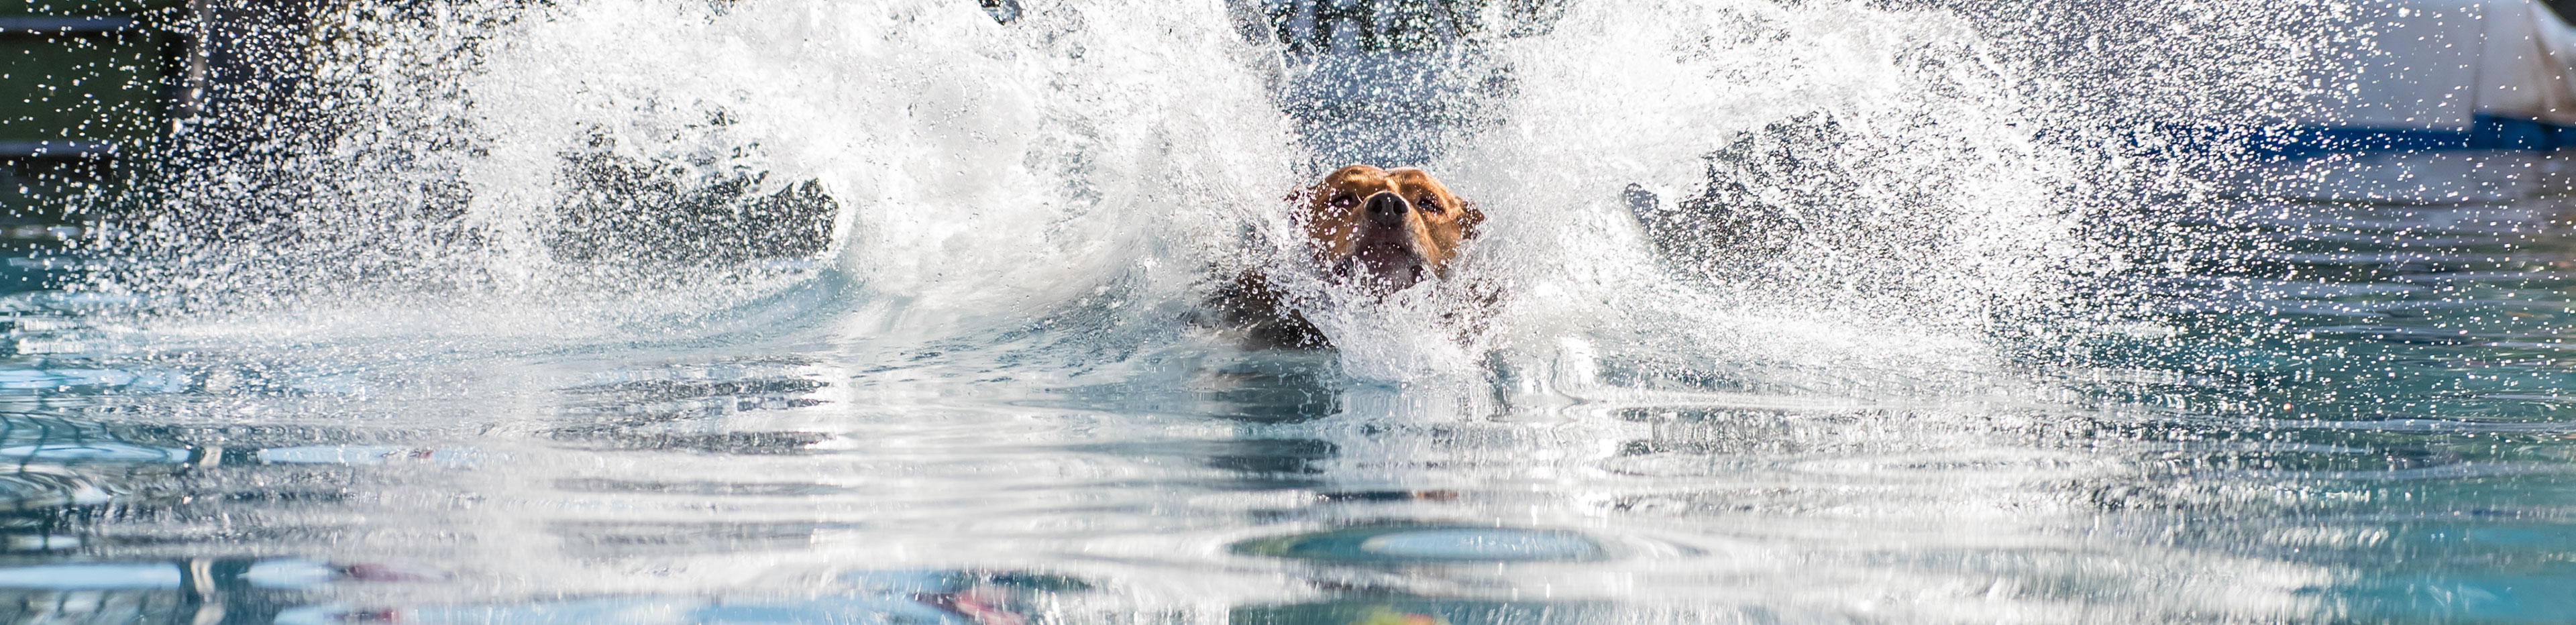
[1212,164,1486,348]
[1301,165,1485,292]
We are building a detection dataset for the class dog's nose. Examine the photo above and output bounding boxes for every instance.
[1364,191,1407,226]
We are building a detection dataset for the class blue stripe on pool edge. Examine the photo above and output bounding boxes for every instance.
[2211,115,2576,158]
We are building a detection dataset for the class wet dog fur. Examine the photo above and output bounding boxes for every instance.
[1212,164,1486,349]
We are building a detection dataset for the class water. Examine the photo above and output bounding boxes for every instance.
[0,0,2566,622]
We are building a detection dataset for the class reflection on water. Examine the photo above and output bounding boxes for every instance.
[6,184,2576,622]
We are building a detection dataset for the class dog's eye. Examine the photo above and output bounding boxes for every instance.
[1330,192,1357,209]
[1418,194,1444,214]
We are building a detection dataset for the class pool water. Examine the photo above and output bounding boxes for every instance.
[0,0,2568,623]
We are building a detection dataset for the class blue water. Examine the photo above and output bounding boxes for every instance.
[0,0,2568,623]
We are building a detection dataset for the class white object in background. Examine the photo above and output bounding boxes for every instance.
[2299,0,2576,130]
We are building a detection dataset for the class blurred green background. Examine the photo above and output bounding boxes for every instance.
[1,0,189,208]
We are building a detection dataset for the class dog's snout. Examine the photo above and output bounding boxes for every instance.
[1364,191,1407,226]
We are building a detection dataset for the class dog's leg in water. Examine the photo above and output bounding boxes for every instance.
[1210,272,1330,349]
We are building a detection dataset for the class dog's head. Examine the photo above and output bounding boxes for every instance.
[1295,164,1484,293]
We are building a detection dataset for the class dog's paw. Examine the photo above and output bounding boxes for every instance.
[1621,183,1661,221]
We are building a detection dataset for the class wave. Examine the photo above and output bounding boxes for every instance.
[77,0,2345,398]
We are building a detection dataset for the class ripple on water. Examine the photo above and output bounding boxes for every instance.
[2389,271,2576,287]
[2284,416,2576,435]
[2300,325,2491,345]
[1233,524,1614,565]
[0,563,1090,625]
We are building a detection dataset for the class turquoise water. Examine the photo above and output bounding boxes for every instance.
[1,0,2567,623]
[9,171,2576,624]
[2075,188,2576,624]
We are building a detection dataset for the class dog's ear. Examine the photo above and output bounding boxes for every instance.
[1458,201,1487,237]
